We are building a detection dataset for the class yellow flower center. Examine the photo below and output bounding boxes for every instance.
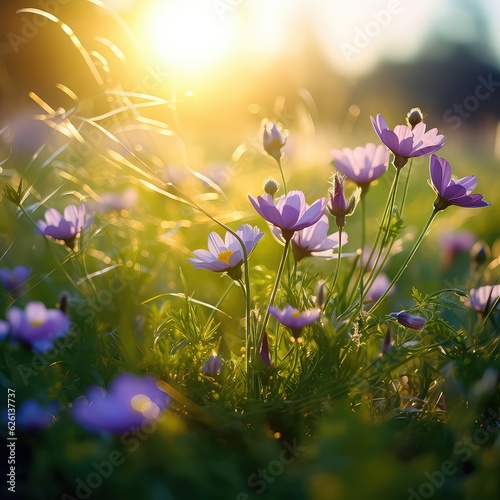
[30,319,43,327]
[291,311,301,318]
[217,250,233,264]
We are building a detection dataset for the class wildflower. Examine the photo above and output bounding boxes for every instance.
[371,113,444,169]
[189,225,263,280]
[470,240,490,267]
[390,311,426,331]
[259,332,272,367]
[291,215,348,261]
[4,301,71,352]
[331,143,388,191]
[16,400,60,431]
[465,285,500,313]
[314,280,329,309]
[0,265,31,298]
[327,173,360,229]
[269,304,320,339]
[70,373,170,434]
[203,352,221,377]
[380,327,393,355]
[439,231,476,268]
[36,204,92,250]
[96,188,138,213]
[263,122,287,159]
[249,190,326,241]
[365,274,394,302]
[429,155,489,211]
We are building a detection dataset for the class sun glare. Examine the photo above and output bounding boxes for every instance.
[145,2,232,73]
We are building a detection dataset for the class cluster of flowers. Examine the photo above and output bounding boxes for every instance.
[189,110,493,370]
[0,108,495,432]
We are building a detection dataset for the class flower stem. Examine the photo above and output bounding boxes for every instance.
[282,340,300,395]
[276,157,288,194]
[258,239,290,347]
[370,208,439,313]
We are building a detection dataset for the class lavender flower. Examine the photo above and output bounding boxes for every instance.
[36,204,92,249]
[269,304,320,339]
[263,122,287,159]
[371,113,444,169]
[365,274,394,302]
[0,265,31,297]
[5,301,71,352]
[203,352,221,377]
[465,285,500,313]
[189,225,263,280]
[327,173,360,229]
[331,143,388,190]
[249,190,326,241]
[70,373,170,434]
[390,311,426,331]
[429,155,489,211]
[17,400,60,431]
[291,215,348,261]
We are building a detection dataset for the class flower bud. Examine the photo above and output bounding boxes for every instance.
[470,240,490,267]
[390,311,426,331]
[314,280,328,309]
[406,107,424,130]
[263,177,279,197]
[203,352,221,377]
[263,122,287,159]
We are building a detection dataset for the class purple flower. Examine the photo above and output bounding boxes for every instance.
[96,188,138,213]
[70,373,170,434]
[365,274,394,302]
[249,190,326,241]
[327,173,360,229]
[371,113,444,169]
[189,225,263,280]
[0,265,31,297]
[260,332,272,367]
[465,285,500,313]
[36,204,92,249]
[291,215,348,261]
[331,143,388,189]
[203,352,221,377]
[429,155,489,211]
[5,301,70,352]
[439,231,476,268]
[390,311,426,331]
[17,400,60,431]
[263,122,287,159]
[269,304,320,338]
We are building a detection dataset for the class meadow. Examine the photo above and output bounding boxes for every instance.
[0,2,499,499]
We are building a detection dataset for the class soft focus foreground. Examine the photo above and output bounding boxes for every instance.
[0,2,499,499]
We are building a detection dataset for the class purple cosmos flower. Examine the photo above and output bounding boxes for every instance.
[203,352,221,377]
[327,173,360,229]
[429,155,489,211]
[365,274,394,303]
[70,373,170,434]
[36,204,92,249]
[390,311,426,331]
[249,190,326,241]
[5,301,70,352]
[269,304,320,338]
[371,113,444,169]
[96,188,138,213]
[465,285,500,313]
[331,143,388,190]
[439,231,476,268]
[263,122,287,159]
[189,225,263,280]
[0,265,31,298]
[17,400,60,431]
[291,215,348,261]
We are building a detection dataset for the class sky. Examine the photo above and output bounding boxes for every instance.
[104,0,500,77]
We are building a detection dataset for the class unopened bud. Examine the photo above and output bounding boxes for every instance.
[314,280,328,309]
[263,177,279,197]
[470,240,490,267]
[406,107,424,129]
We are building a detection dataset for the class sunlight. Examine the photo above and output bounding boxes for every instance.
[144,1,233,73]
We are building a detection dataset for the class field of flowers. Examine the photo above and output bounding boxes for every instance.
[1,3,500,500]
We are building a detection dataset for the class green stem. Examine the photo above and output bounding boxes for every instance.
[370,209,439,313]
[358,193,367,305]
[399,159,413,217]
[276,157,287,194]
[282,340,300,395]
[258,239,290,348]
